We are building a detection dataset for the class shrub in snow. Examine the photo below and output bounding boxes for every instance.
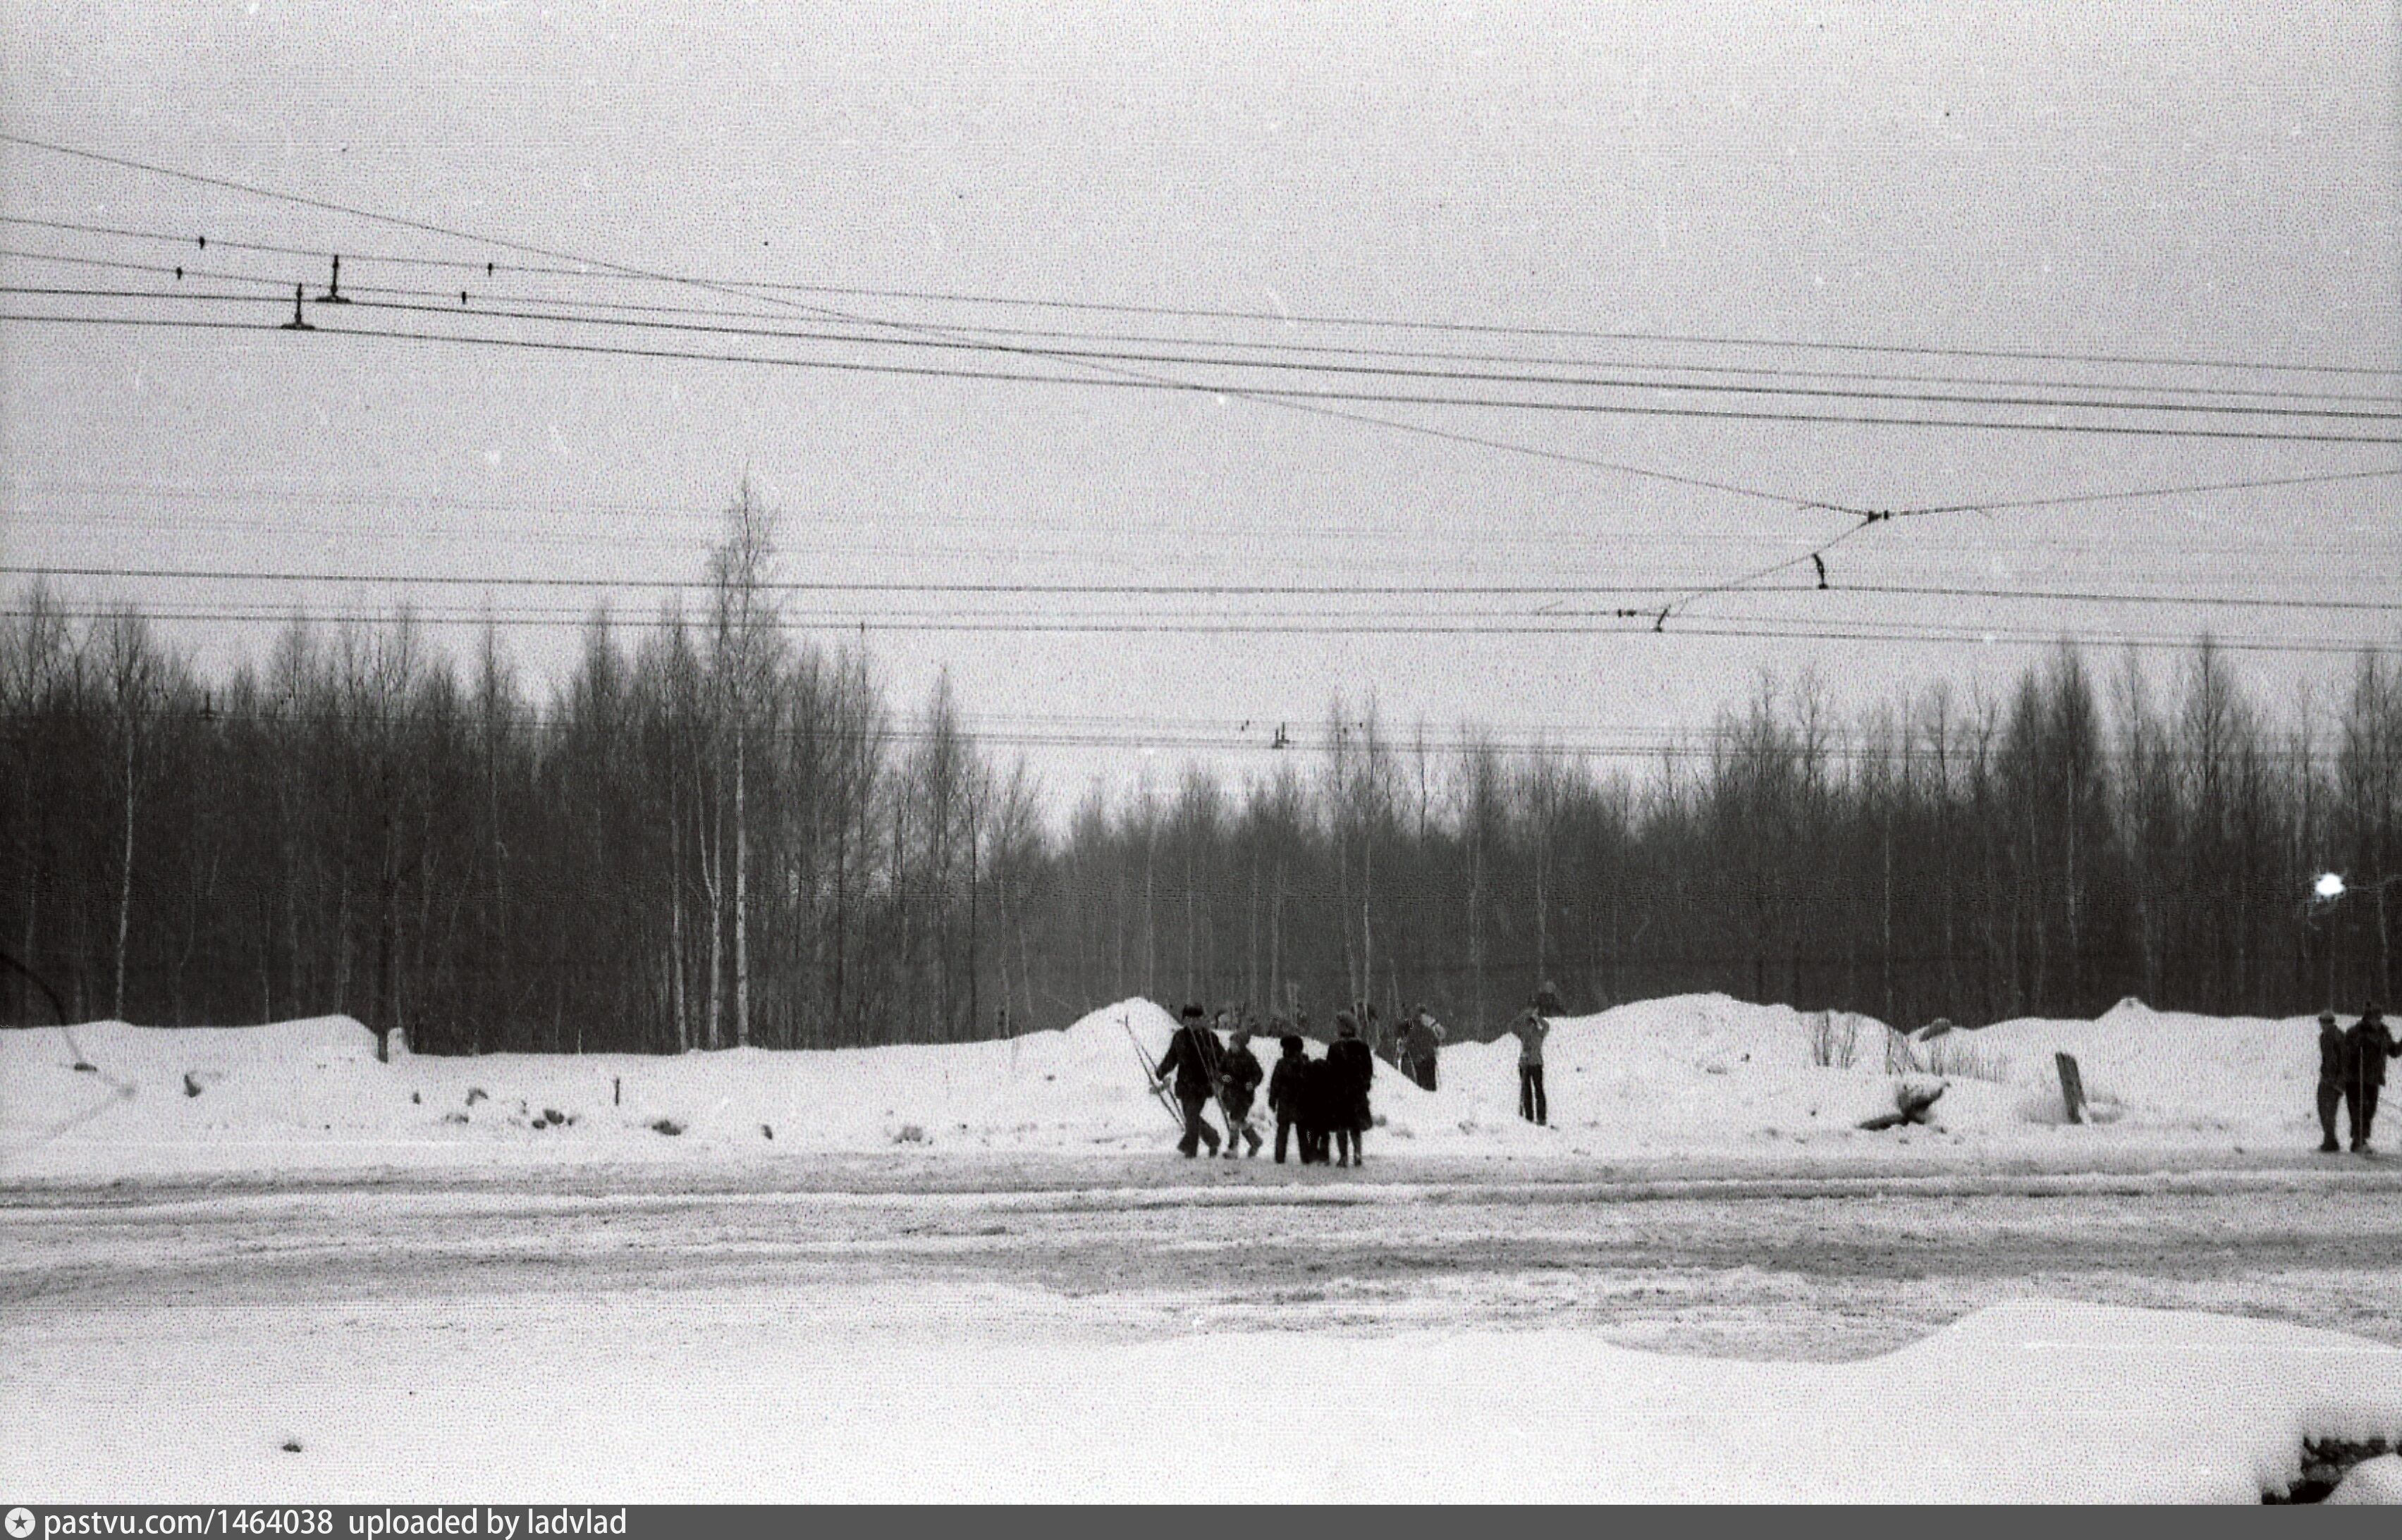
[465,1087,489,1105]
[649,1117,684,1136]
[893,1123,926,1144]
[1924,1037,2011,1084]
[1807,1010,1861,1068]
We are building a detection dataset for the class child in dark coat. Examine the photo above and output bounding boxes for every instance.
[1268,1033,1309,1164]
[1218,1027,1266,1159]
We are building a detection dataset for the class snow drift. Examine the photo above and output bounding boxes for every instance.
[0,994,2359,1179]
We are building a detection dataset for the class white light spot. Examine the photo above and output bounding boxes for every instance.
[2315,873,2346,900]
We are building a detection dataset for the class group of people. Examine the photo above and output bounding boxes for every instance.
[1151,983,1569,1160]
[2315,1002,2399,1152]
[1152,1003,1377,1164]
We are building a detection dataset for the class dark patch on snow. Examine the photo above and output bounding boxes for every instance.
[183,1072,202,1098]
[73,1061,96,1073]
[649,1117,684,1136]
[2262,1435,2396,1503]
[465,1087,489,1106]
[281,1439,302,1453]
[760,1123,773,1140]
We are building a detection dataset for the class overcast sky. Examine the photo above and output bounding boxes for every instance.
[4,1,2396,812]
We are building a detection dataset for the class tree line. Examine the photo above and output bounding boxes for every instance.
[6,494,2398,1049]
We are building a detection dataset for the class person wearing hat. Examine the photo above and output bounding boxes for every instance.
[1216,1021,1266,1159]
[2316,1009,2352,1153]
[1327,1011,1376,1167]
[1153,1003,1225,1158]
[2342,1002,2400,1152]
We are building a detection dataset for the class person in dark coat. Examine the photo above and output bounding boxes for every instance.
[1218,1025,1266,1159]
[2343,1002,2401,1152]
[1404,1009,1443,1092]
[1267,1032,1309,1164]
[2317,1010,2351,1152]
[1326,1011,1375,1167]
[1153,1002,1224,1158]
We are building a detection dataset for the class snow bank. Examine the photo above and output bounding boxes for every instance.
[2329,1455,2402,1504]
[0,994,2360,1179]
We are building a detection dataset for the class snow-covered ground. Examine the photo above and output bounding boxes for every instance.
[4,995,2398,1502]
[6,1283,2397,1503]
[0,994,2373,1179]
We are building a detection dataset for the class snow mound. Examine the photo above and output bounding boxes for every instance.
[0,994,2361,1178]
[2329,1453,2402,1504]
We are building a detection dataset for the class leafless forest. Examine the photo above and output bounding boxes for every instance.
[6,495,2399,1052]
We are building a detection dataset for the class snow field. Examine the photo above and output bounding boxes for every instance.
[6,1284,2396,1502]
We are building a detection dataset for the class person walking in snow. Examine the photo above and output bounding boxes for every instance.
[1154,1002,1225,1158]
[2317,1010,2352,1152]
[1268,1030,1309,1164]
[2343,1002,2400,1152]
[1217,1023,1266,1158]
[1404,1008,1444,1092]
[1513,1002,1551,1126]
[1327,1011,1375,1167]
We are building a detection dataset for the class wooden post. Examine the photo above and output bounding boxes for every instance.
[2056,1052,2086,1124]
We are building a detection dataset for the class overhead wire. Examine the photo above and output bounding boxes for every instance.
[9,237,2398,409]
[10,203,2391,379]
[12,563,2398,614]
[7,133,2396,658]
[0,135,1878,513]
[10,304,2395,445]
[12,276,2402,429]
[2,601,2390,658]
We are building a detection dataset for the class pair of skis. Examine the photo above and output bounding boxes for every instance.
[1123,1013,1252,1154]
[1122,1014,1184,1130]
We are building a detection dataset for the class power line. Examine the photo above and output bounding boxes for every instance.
[15,465,2400,538]
[5,601,2391,657]
[0,135,1874,513]
[12,307,2397,446]
[15,277,2399,428]
[10,192,2388,378]
[23,563,2396,614]
[13,235,2398,408]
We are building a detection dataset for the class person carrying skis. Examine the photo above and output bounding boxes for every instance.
[2343,1002,2400,1152]
[1218,1023,1266,1159]
[1513,1000,1552,1126]
[1268,1030,1309,1164]
[2317,1009,2351,1152]
[1327,1011,1375,1167]
[1154,1002,1225,1158]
